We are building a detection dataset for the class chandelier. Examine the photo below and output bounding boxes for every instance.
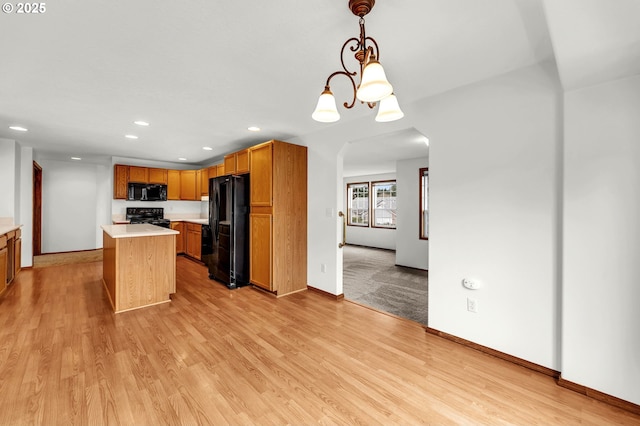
[312,0,404,123]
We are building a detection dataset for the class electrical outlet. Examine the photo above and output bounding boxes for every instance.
[467,298,478,313]
[320,263,326,273]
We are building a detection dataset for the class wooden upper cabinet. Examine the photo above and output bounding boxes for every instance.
[224,153,236,175]
[148,168,168,184]
[128,166,148,183]
[216,163,225,177]
[224,150,250,175]
[180,170,198,200]
[200,168,209,197]
[114,165,128,199]
[249,141,273,207]
[167,170,181,200]
[195,169,202,199]
[236,149,250,174]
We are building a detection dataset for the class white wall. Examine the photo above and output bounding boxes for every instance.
[0,138,17,218]
[38,158,102,252]
[427,62,562,370]
[343,172,396,250]
[396,157,429,269]
[562,75,640,405]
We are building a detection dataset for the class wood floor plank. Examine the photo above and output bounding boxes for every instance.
[0,257,638,424]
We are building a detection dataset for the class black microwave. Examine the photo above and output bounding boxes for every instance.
[127,183,167,201]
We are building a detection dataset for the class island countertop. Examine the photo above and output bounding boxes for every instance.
[101,223,179,238]
[0,223,22,236]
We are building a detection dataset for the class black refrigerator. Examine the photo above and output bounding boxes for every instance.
[205,174,250,289]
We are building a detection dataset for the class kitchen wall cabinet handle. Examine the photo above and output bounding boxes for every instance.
[338,211,346,248]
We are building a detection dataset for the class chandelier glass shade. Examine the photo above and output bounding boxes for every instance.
[357,57,393,102]
[312,0,403,123]
[375,93,404,122]
[311,89,341,123]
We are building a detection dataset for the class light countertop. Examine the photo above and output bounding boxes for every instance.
[173,218,208,225]
[0,223,21,236]
[101,224,179,239]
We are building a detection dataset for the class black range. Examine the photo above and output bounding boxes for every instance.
[125,207,171,228]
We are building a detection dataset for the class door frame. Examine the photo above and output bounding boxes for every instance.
[33,161,42,256]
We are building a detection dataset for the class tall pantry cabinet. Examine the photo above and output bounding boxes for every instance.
[249,140,307,296]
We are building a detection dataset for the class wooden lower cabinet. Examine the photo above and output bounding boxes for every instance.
[14,236,21,278]
[0,237,7,295]
[171,222,185,254]
[185,223,202,260]
[249,214,272,290]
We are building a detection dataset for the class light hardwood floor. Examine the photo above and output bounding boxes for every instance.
[0,258,637,425]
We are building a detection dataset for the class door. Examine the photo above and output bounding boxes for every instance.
[33,162,42,256]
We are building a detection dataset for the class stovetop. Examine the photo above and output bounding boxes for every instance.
[126,207,171,228]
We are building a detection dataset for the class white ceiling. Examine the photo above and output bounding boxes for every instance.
[1,0,638,173]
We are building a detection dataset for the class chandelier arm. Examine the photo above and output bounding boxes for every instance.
[325,71,358,109]
[364,37,380,60]
[341,37,361,76]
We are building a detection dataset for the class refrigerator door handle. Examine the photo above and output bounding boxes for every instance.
[213,189,220,241]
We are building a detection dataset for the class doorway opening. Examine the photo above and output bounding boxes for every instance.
[33,161,42,256]
[340,128,429,325]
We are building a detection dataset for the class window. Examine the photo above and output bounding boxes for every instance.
[371,181,397,229]
[420,168,428,239]
[347,182,369,226]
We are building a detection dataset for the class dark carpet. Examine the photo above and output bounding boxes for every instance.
[343,245,428,326]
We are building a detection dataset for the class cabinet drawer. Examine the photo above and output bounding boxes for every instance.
[15,229,21,239]
[0,235,6,249]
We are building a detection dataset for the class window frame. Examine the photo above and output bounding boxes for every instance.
[346,181,370,227]
[371,180,397,230]
[419,167,428,240]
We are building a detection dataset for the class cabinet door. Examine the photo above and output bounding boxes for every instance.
[171,222,185,254]
[200,168,209,197]
[236,149,250,174]
[196,170,202,199]
[0,234,7,291]
[249,142,273,207]
[186,224,201,260]
[113,165,128,199]
[148,168,168,184]
[129,166,148,183]
[250,213,272,290]
[167,170,181,200]
[216,163,225,177]
[14,238,21,277]
[180,170,198,200]
[224,154,236,175]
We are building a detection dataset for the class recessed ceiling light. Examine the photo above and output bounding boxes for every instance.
[9,126,28,132]
[178,157,187,161]
[202,147,213,151]
[125,134,138,139]
[248,126,260,132]
[71,157,81,161]
[134,121,149,126]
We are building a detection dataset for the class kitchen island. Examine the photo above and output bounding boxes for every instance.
[101,224,178,313]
